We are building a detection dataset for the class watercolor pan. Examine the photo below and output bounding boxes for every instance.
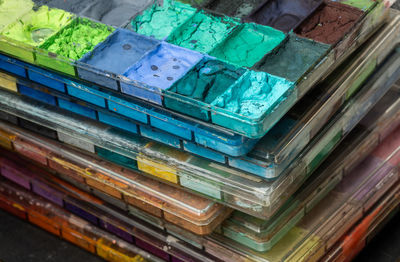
[0,18,393,176]
[0,43,399,220]
[0,151,221,262]
[130,0,197,40]
[0,180,163,262]
[36,0,153,27]
[246,0,323,33]
[36,17,114,76]
[206,125,400,262]
[221,86,400,252]
[166,11,240,53]
[0,5,75,64]
[204,0,263,18]
[0,54,260,158]
[0,121,232,235]
[77,29,160,90]
[0,0,34,31]
[120,42,204,105]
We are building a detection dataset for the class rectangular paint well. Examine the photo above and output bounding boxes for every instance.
[165,57,246,121]
[0,6,74,63]
[0,53,27,77]
[246,0,323,33]
[167,11,239,53]
[209,23,286,68]
[66,84,106,108]
[205,0,261,18]
[78,29,160,90]
[98,112,139,134]
[0,72,17,92]
[27,66,66,92]
[257,34,330,82]
[37,17,114,75]
[131,0,196,40]
[19,118,58,139]
[295,1,363,45]
[18,84,57,106]
[58,98,97,120]
[121,42,203,104]
[95,147,138,170]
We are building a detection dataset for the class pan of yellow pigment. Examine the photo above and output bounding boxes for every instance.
[36,17,114,76]
[0,5,74,64]
[0,0,34,31]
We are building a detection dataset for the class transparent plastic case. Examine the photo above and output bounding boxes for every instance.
[0,150,221,262]
[206,121,400,262]
[0,0,389,138]
[0,42,399,219]
[0,121,232,235]
[219,85,400,252]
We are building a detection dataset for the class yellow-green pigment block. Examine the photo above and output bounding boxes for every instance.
[0,0,34,31]
[210,23,286,68]
[37,17,114,76]
[0,5,74,63]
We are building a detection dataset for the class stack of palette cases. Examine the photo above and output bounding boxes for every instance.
[0,0,399,261]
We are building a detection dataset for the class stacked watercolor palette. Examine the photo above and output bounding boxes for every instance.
[0,0,399,261]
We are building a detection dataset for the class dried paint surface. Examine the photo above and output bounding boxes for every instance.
[166,57,246,119]
[209,23,286,68]
[123,43,203,90]
[2,6,74,46]
[168,11,239,53]
[295,2,363,45]
[247,0,323,33]
[211,71,293,120]
[40,18,113,60]
[206,0,261,18]
[258,34,330,82]
[0,0,34,31]
[131,0,196,40]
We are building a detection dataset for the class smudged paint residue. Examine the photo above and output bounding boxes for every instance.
[2,5,74,46]
[205,0,261,18]
[168,11,240,53]
[210,23,286,68]
[258,33,330,82]
[131,0,196,40]
[40,17,114,60]
[212,71,294,120]
[332,0,375,11]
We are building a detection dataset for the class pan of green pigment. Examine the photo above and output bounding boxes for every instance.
[0,5,74,64]
[257,33,331,83]
[167,11,240,53]
[130,0,196,40]
[210,71,295,137]
[209,23,286,68]
[164,56,247,121]
[0,0,34,31]
[37,17,114,76]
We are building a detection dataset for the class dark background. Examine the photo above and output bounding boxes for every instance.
[1,1,400,262]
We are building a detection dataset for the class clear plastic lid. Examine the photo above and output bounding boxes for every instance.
[220,84,400,252]
[0,0,388,138]
[0,40,399,219]
[205,119,400,262]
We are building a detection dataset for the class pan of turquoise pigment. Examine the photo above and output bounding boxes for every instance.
[164,56,247,121]
[77,28,160,90]
[120,42,203,105]
[36,17,114,76]
[245,0,323,33]
[33,0,153,27]
[0,5,74,64]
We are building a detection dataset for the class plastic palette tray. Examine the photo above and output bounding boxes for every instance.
[220,86,400,252]
[0,1,388,139]
[0,43,399,219]
[0,179,166,262]
[206,125,400,262]
[0,122,232,236]
[0,150,221,262]
[0,16,397,176]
